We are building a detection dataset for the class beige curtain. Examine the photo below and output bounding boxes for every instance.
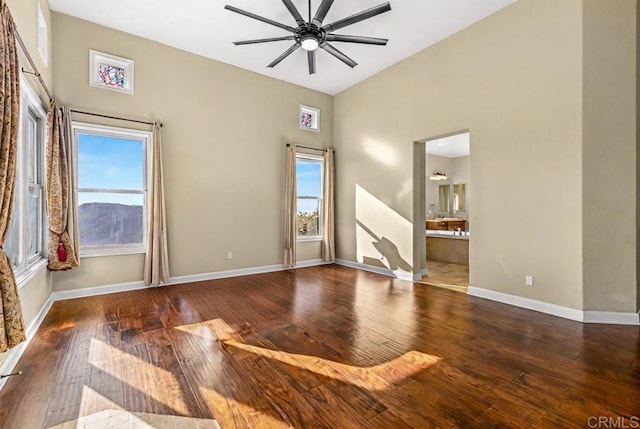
[144,122,169,286]
[0,2,26,352]
[283,144,296,268]
[45,101,79,270]
[321,149,335,262]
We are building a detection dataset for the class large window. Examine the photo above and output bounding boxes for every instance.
[73,123,150,256]
[4,78,47,280]
[296,154,323,240]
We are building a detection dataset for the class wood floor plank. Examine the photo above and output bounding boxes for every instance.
[0,265,638,429]
[120,343,165,414]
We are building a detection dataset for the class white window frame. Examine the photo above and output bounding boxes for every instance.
[10,77,48,287]
[72,122,151,257]
[296,153,323,242]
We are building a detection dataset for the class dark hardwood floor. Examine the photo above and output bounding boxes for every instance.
[0,265,638,428]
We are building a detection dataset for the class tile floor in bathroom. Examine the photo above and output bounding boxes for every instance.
[418,260,469,293]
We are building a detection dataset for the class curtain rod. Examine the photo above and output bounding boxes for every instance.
[70,109,162,127]
[286,143,332,153]
[14,28,53,101]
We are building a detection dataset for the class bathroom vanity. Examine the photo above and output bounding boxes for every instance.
[425,218,467,231]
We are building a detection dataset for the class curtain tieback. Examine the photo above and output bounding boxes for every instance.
[56,233,67,262]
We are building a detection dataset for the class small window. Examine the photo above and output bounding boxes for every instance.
[73,123,150,256]
[36,3,47,64]
[4,78,47,281]
[296,154,323,240]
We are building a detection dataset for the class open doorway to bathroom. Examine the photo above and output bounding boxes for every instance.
[418,132,470,292]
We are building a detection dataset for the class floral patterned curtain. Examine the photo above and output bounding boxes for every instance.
[45,101,79,270]
[0,1,26,352]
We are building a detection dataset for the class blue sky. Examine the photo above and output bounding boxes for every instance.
[296,159,322,213]
[77,133,144,206]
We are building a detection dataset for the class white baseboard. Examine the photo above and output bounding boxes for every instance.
[415,268,428,281]
[583,311,640,325]
[468,286,640,325]
[334,259,416,282]
[0,293,54,390]
[53,280,148,301]
[167,259,331,286]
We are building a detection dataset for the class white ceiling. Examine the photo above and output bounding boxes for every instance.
[427,132,469,158]
[48,0,517,95]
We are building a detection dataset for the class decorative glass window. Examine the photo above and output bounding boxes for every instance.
[296,154,323,240]
[73,123,150,256]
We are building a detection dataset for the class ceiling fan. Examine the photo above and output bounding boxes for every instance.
[224,0,391,74]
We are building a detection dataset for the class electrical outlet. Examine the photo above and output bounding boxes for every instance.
[525,275,534,286]
[227,250,233,260]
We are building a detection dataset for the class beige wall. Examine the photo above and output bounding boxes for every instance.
[17,270,51,333]
[51,13,333,290]
[334,0,586,309]
[582,0,637,312]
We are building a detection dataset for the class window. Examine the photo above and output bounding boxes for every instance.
[73,123,150,256]
[4,78,47,281]
[296,154,323,240]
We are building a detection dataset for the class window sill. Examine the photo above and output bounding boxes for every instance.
[297,236,322,243]
[80,247,146,259]
[16,258,48,290]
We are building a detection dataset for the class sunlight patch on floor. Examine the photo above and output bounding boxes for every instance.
[89,338,190,415]
[197,386,290,429]
[206,318,441,391]
[46,407,220,429]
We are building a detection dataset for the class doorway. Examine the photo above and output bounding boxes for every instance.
[417,132,470,292]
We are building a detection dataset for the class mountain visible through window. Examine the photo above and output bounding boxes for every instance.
[74,124,150,255]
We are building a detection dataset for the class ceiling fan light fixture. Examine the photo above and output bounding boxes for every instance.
[301,36,319,51]
[225,0,392,72]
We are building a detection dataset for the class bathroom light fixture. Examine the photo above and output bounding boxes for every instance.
[429,171,448,181]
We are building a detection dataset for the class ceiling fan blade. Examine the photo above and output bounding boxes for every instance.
[233,36,295,45]
[308,50,316,74]
[281,0,306,26]
[311,0,335,27]
[320,42,357,68]
[322,2,391,33]
[267,43,301,68]
[225,5,295,33]
[325,34,388,45]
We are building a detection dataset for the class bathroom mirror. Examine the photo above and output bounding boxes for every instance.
[453,183,466,212]
[437,182,467,213]
[438,184,450,212]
